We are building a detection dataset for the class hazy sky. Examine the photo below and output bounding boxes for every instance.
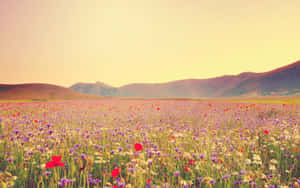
[1,0,299,87]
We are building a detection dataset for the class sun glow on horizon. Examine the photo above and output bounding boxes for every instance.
[1,0,300,87]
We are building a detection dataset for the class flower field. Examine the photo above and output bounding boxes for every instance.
[0,100,300,188]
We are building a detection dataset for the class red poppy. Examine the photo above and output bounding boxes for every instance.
[293,148,297,153]
[112,186,118,188]
[170,135,175,139]
[189,159,195,165]
[45,155,65,168]
[134,143,143,152]
[34,120,38,123]
[238,148,244,153]
[184,166,188,171]
[111,168,121,178]
[264,129,269,135]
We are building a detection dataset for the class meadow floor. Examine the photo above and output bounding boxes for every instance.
[0,99,300,187]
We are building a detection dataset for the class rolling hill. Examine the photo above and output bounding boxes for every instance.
[70,82,118,97]
[70,60,300,98]
[0,83,104,100]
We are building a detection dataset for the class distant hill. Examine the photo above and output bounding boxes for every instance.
[70,60,300,98]
[222,61,300,97]
[0,83,104,100]
[70,82,118,96]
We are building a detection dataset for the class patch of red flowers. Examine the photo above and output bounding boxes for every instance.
[111,168,121,178]
[189,159,195,165]
[264,129,269,135]
[134,143,143,152]
[45,155,65,168]
[184,166,188,171]
[293,148,298,153]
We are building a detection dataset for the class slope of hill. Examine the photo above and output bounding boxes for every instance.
[70,82,118,96]
[117,72,257,98]
[71,60,300,98]
[0,83,104,100]
[223,61,300,96]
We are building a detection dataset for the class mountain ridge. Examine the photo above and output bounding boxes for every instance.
[70,60,300,98]
[1,60,299,99]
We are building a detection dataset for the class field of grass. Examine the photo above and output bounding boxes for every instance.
[0,99,300,187]
[232,97,300,105]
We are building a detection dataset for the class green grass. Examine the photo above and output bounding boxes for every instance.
[233,98,300,105]
[1,96,300,104]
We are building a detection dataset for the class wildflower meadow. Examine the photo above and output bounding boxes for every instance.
[0,100,299,187]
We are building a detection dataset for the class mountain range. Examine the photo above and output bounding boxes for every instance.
[70,60,300,98]
[1,60,299,100]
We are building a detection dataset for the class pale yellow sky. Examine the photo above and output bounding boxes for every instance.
[0,0,299,87]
